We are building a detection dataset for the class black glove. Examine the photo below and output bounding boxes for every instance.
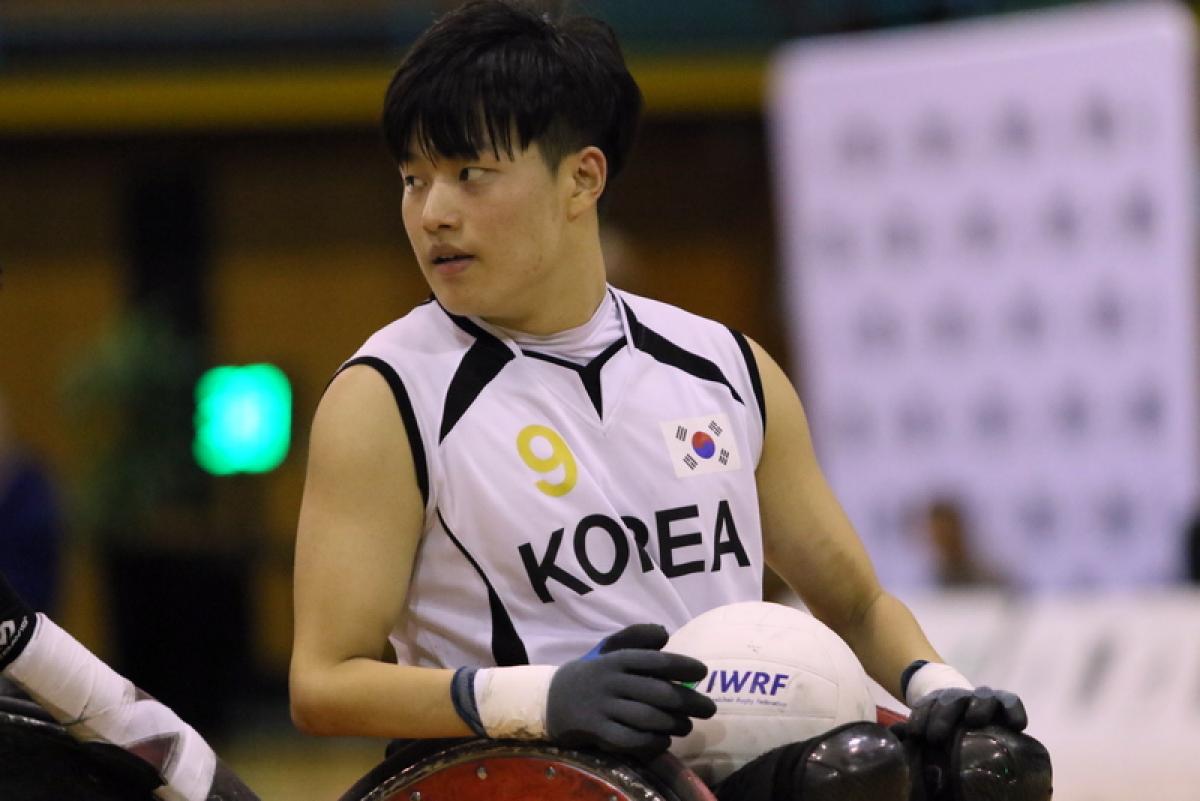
[0,571,38,671]
[546,623,716,757]
[896,686,1028,744]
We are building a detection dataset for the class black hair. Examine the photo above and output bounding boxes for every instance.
[382,0,642,187]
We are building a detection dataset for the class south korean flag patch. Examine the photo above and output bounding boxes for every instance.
[659,414,741,478]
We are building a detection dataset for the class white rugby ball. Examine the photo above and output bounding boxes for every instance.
[667,601,875,784]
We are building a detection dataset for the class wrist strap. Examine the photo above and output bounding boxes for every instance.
[450,667,488,738]
[472,665,557,739]
[903,660,974,707]
[899,659,929,700]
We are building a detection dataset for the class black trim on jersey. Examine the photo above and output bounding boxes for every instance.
[339,356,429,508]
[439,314,515,443]
[436,510,529,667]
[443,309,493,341]
[621,301,744,406]
[729,329,766,433]
[522,337,625,417]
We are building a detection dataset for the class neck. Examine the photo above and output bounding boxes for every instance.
[483,231,608,336]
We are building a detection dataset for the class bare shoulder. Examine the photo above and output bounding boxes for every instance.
[740,336,810,437]
[302,364,421,517]
[742,336,781,381]
[311,365,410,458]
[295,364,423,619]
[316,363,402,422]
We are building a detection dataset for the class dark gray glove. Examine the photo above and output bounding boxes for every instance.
[898,686,1028,744]
[0,571,37,671]
[546,623,716,757]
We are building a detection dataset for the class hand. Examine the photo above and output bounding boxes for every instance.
[897,686,1027,744]
[546,623,716,757]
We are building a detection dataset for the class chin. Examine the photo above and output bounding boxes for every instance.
[429,283,487,319]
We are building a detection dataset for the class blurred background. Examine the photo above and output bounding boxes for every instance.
[0,0,1197,799]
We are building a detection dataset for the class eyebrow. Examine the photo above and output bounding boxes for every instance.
[397,152,438,170]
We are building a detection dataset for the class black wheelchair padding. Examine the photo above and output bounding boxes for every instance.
[905,723,1053,801]
[0,696,162,801]
[339,738,716,801]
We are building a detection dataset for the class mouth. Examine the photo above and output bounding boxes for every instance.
[429,249,475,275]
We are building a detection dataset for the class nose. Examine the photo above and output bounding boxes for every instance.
[421,179,461,233]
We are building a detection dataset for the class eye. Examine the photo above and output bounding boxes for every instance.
[402,174,426,191]
[459,167,486,182]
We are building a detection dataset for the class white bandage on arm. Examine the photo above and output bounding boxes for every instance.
[4,614,217,801]
[904,661,974,707]
[471,665,557,739]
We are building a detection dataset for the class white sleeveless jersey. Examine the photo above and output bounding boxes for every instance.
[342,288,767,669]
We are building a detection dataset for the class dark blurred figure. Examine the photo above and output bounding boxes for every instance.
[0,390,62,615]
[923,498,1006,588]
[1184,512,1200,584]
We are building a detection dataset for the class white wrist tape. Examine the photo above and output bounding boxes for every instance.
[904,661,974,707]
[5,614,217,801]
[472,665,556,739]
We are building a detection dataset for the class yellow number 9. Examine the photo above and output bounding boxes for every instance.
[516,425,578,498]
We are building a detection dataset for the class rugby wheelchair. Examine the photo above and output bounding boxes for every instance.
[0,695,1050,801]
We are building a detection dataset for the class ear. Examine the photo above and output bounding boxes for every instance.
[564,146,607,220]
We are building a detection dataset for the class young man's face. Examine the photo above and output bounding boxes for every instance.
[399,139,574,327]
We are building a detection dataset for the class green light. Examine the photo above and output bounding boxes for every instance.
[194,364,291,475]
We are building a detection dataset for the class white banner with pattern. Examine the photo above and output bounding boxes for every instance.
[769,1,1197,589]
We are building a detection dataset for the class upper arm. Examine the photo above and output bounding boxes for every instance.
[748,338,884,633]
[291,365,425,677]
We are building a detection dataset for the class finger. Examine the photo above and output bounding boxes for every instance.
[963,689,998,728]
[997,691,1028,731]
[612,649,709,683]
[926,694,971,743]
[596,723,672,757]
[907,699,931,738]
[687,691,718,719]
[607,699,693,737]
[598,623,668,655]
[610,674,717,719]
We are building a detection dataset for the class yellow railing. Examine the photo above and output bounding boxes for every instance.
[0,55,766,135]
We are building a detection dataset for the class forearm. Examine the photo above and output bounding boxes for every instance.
[832,591,943,701]
[5,613,261,801]
[289,656,473,739]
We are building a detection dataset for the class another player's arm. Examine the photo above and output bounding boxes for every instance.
[289,365,473,739]
[0,572,261,800]
[747,338,943,702]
